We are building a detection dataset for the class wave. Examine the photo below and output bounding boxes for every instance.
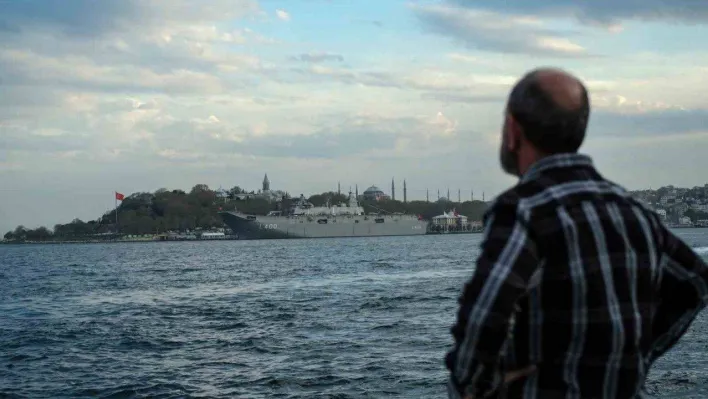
[693,246,708,254]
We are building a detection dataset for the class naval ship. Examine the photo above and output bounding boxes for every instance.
[219,192,428,239]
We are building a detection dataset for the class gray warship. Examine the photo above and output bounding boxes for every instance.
[220,192,428,239]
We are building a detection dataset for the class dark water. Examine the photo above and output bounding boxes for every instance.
[2,231,708,398]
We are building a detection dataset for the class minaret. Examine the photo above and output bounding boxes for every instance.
[426,189,429,202]
[356,184,359,198]
[391,178,396,201]
[403,180,408,203]
[458,189,461,203]
[437,189,440,200]
[338,181,341,195]
[447,188,450,201]
[471,189,474,201]
[262,173,270,192]
[483,192,485,201]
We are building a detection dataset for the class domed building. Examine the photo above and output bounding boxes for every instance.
[362,185,390,202]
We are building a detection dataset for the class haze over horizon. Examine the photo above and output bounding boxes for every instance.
[2,0,708,233]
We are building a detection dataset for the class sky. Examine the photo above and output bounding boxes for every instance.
[2,0,708,232]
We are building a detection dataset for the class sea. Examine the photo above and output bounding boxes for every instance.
[2,230,708,398]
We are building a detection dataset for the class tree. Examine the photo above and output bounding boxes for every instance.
[26,226,52,241]
[13,225,26,240]
[308,192,347,207]
[685,208,708,222]
[228,186,245,198]
[190,184,210,194]
[4,231,14,241]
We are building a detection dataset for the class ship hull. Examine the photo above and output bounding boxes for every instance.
[220,211,427,239]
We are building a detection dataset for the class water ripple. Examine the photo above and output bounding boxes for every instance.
[1,232,707,397]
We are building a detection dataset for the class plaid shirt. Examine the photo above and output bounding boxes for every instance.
[446,153,708,399]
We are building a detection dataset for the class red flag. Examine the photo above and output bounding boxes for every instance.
[115,192,125,201]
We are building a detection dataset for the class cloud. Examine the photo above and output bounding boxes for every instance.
[290,65,513,97]
[591,108,708,138]
[444,0,708,26]
[0,0,273,96]
[0,124,93,153]
[0,49,234,96]
[144,110,464,161]
[420,92,504,104]
[412,4,592,57]
[0,0,262,37]
[351,19,384,28]
[276,9,291,21]
[291,52,345,63]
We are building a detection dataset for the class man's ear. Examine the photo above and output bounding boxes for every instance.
[505,114,521,151]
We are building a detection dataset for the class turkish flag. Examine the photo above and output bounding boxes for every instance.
[115,192,125,201]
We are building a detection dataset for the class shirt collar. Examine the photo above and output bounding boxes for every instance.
[520,153,594,183]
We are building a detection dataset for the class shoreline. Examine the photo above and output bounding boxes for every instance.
[2,225,700,245]
[1,232,484,245]
[0,237,241,245]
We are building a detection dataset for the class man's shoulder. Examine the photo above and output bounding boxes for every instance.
[518,171,635,207]
[485,187,522,213]
[485,174,655,220]
[485,178,558,213]
[599,177,658,214]
[482,186,531,225]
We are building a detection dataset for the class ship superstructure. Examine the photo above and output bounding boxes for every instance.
[220,192,427,239]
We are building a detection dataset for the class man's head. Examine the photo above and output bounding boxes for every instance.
[500,67,590,177]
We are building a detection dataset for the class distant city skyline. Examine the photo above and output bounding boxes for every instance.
[3,0,708,232]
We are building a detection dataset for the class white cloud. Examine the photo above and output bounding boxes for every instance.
[535,37,586,54]
[292,52,344,63]
[276,9,291,21]
[444,0,708,26]
[412,4,592,57]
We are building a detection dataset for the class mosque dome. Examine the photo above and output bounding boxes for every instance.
[364,185,383,194]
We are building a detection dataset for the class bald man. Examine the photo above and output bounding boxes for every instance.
[446,68,708,398]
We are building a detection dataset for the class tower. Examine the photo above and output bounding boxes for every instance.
[447,188,450,201]
[391,178,396,201]
[471,189,474,201]
[338,181,341,195]
[437,189,440,200]
[403,180,408,203]
[356,184,359,198]
[458,189,461,203]
[426,189,429,202]
[262,173,270,192]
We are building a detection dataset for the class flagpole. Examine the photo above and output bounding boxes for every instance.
[115,192,118,232]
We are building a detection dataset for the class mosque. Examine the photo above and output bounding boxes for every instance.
[358,178,408,202]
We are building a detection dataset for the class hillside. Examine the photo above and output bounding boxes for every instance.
[3,185,488,242]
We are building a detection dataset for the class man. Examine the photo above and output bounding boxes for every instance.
[446,67,708,398]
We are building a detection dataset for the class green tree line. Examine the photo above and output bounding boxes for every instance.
[3,185,488,242]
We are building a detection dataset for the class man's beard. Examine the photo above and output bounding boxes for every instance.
[499,132,520,177]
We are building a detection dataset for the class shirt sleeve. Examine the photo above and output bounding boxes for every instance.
[649,220,708,364]
[446,198,541,398]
